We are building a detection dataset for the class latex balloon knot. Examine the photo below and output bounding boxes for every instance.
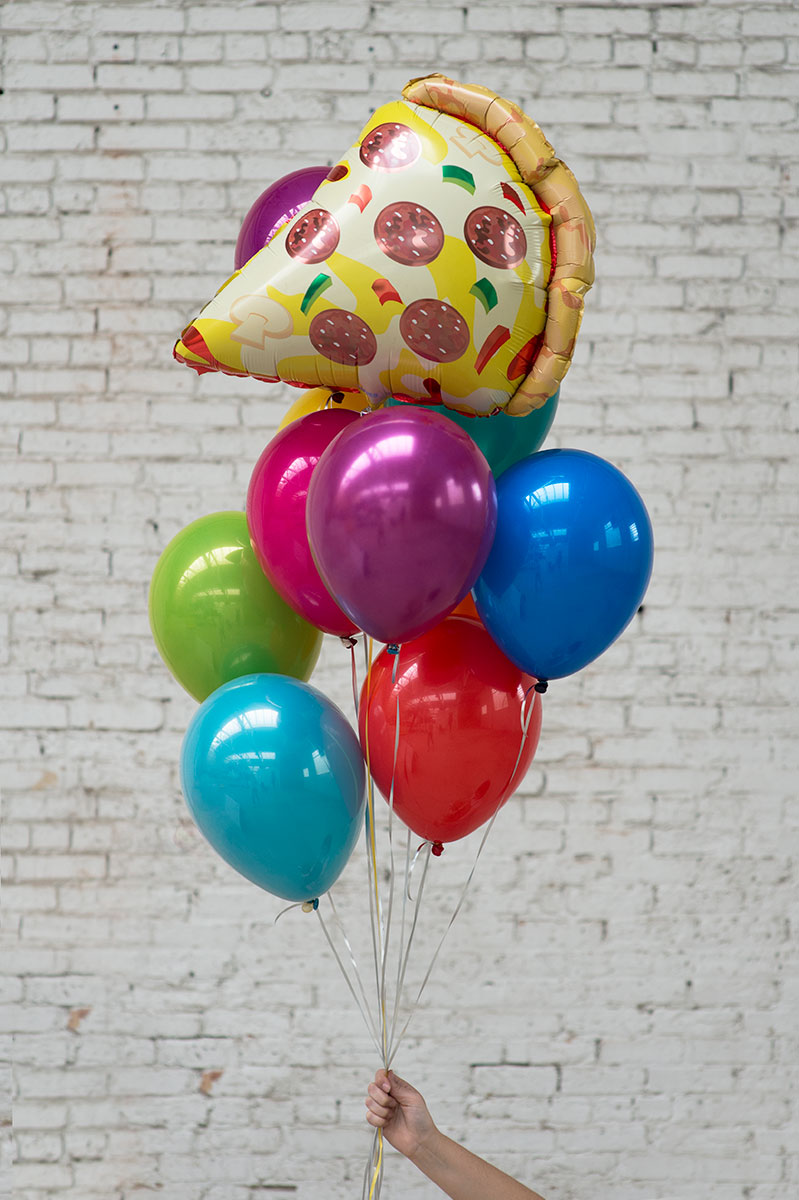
[340,635,358,649]
[329,391,345,404]
[534,680,549,694]
[301,899,319,912]
[431,841,444,857]
[386,643,400,656]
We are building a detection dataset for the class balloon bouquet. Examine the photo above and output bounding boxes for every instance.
[151,74,653,1195]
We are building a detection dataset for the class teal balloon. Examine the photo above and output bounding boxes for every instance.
[385,391,559,477]
[180,674,365,902]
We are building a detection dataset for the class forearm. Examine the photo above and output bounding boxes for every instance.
[409,1127,546,1200]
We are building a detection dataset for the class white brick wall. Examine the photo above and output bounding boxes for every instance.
[2,2,798,1197]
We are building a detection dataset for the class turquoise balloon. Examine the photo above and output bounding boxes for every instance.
[385,390,559,477]
[180,674,365,902]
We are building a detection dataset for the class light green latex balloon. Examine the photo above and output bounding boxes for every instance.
[149,511,323,701]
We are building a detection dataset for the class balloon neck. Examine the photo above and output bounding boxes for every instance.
[534,679,549,694]
[431,841,444,857]
[301,899,319,912]
[340,635,358,649]
[386,643,400,656]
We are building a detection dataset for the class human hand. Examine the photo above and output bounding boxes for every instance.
[364,1069,437,1160]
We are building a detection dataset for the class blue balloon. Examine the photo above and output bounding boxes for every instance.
[474,449,653,681]
[384,391,559,478]
[180,674,365,902]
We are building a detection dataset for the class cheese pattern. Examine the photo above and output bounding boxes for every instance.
[175,75,594,417]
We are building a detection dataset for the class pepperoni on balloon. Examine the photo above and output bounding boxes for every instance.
[285,208,340,264]
[310,310,377,366]
[464,207,527,269]
[360,123,421,172]
[326,163,349,182]
[400,300,470,364]
[374,202,444,267]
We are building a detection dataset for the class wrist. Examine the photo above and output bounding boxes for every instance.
[406,1123,445,1169]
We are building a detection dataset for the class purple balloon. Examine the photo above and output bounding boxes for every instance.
[306,409,497,645]
[234,166,330,270]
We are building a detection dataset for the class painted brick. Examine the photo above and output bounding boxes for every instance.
[2,4,798,1199]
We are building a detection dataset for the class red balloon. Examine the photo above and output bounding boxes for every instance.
[247,410,362,637]
[359,617,542,843]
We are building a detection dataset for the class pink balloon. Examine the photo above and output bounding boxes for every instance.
[247,410,362,637]
[235,167,329,270]
[306,409,497,645]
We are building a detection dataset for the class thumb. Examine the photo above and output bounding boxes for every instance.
[387,1071,418,1099]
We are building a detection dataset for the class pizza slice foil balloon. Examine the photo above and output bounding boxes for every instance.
[174,73,595,417]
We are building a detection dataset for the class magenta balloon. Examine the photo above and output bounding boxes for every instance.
[247,410,362,637]
[234,166,330,270]
[306,409,497,645]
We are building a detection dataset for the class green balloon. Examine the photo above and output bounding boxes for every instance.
[149,511,323,702]
[385,390,559,477]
